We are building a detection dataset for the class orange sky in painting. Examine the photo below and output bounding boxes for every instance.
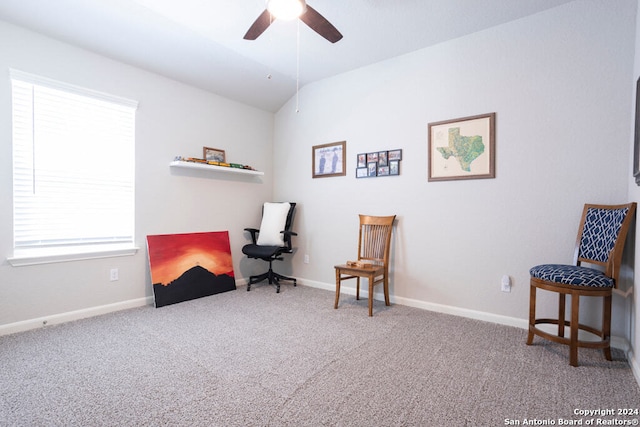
[147,232,234,285]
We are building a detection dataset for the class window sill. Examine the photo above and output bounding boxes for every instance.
[7,244,139,267]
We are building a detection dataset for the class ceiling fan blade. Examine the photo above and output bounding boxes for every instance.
[300,5,342,43]
[244,9,273,40]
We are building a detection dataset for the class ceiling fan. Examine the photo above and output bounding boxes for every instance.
[244,0,343,43]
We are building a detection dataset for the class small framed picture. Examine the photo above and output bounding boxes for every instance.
[203,147,226,163]
[312,141,346,178]
[389,149,402,161]
[356,148,403,179]
[389,160,400,175]
[357,153,367,168]
[378,151,388,167]
[356,167,368,178]
[367,162,377,177]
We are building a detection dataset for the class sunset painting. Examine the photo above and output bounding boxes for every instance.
[147,231,236,308]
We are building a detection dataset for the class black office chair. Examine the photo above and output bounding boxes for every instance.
[242,202,297,293]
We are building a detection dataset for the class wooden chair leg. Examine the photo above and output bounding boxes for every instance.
[383,274,390,306]
[527,284,536,345]
[558,293,566,338]
[602,294,612,361]
[368,273,374,317]
[569,292,579,367]
[356,277,360,300]
[334,269,341,309]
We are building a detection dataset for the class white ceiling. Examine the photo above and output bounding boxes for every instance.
[0,0,574,112]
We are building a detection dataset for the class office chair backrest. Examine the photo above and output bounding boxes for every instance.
[282,202,296,250]
[256,202,296,249]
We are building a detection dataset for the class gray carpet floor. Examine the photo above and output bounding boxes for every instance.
[0,284,638,426]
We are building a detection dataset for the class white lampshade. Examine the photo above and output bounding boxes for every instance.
[267,0,306,20]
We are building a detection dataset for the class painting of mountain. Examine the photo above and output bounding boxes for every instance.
[147,231,236,308]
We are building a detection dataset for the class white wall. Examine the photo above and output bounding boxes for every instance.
[274,0,637,336]
[627,0,640,386]
[0,20,274,330]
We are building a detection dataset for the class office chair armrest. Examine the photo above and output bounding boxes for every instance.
[244,227,260,244]
[281,230,297,251]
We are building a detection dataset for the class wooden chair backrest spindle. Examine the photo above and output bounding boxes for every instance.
[357,215,396,268]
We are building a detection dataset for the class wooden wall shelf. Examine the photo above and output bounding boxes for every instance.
[169,160,264,176]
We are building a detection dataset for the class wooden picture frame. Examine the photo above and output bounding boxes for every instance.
[203,147,226,163]
[312,141,346,178]
[428,113,495,181]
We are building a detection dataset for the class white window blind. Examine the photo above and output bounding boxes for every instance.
[11,70,137,259]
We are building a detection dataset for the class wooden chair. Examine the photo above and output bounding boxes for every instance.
[527,203,636,366]
[334,214,396,316]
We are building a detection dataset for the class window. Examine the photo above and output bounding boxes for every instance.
[9,70,138,266]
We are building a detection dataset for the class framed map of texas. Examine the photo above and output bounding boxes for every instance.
[428,113,495,181]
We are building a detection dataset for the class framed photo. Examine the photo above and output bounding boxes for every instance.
[634,77,640,185]
[389,149,402,161]
[203,147,226,163]
[428,113,495,181]
[356,167,368,178]
[378,151,388,167]
[389,160,400,176]
[355,149,403,179]
[312,141,346,178]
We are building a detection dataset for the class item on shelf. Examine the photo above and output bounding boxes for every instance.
[173,156,257,171]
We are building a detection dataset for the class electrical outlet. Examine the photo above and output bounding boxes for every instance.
[304,254,310,264]
[110,268,119,281]
[501,275,511,293]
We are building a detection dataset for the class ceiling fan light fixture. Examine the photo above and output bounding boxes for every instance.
[267,0,306,21]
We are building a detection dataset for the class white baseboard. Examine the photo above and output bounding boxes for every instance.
[0,282,254,337]
[301,278,528,326]
[0,296,153,337]
[628,349,640,386]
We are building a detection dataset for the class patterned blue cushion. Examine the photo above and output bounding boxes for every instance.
[578,207,628,263]
[530,264,614,288]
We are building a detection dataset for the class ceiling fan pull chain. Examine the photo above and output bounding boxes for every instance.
[267,13,275,80]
